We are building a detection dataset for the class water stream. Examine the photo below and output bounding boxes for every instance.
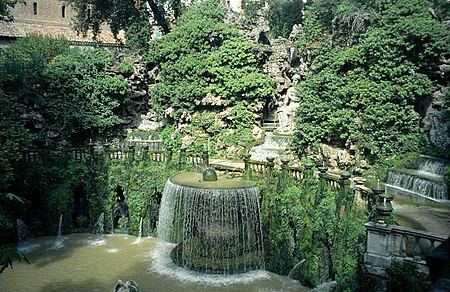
[0,234,307,292]
[158,172,264,274]
[249,132,293,161]
[386,156,448,200]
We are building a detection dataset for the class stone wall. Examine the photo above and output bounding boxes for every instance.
[12,0,76,26]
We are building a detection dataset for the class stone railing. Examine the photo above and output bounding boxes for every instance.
[364,221,447,282]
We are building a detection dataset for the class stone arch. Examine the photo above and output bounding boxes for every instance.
[72,185,89,229]
[112,186,129,232]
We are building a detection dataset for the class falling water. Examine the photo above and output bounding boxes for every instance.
[387,169,448,200]
[158,173,264,274]
[249,132,293,161]
[110,211,115,234]
[16,219,30,243]
[58,214,63,237]
[52,214,65,249]
[138,217,143,239]
[418,156,447,175]
[92,213,105,235]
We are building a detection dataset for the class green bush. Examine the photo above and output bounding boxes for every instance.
[387,261,431,292]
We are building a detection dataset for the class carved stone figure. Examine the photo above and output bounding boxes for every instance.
[114,280,139,292]
[277,75,301,134]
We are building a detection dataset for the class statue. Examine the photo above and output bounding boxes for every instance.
[114,279,138,292]
[277,75,300,134]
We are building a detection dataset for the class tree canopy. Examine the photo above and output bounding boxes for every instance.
[67,0,182,45]
[41,48,130,143]
[147,0,273,120]
[0,0,19,22]
[293,0,450,158]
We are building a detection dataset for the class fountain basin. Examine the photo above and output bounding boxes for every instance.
[158,172,264,274]
[170,172,256,189]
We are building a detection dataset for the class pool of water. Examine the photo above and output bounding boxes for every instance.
[0,233,308,292]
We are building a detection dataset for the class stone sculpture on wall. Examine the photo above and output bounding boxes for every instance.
[277,75,301,134]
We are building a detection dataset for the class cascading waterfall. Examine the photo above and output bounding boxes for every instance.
[386,156,448,200]
[138,217,143,239]
[158,171,264,274]
[92,213,105,235]
[52,214,65,249]
[16,219,30,243]
[249,132,293,161]
[58,214,63,237]
[418,155,446,175]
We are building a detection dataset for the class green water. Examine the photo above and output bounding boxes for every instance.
[0,234,308,292]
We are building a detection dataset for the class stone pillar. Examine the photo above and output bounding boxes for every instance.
[179,146,187,170]
[277,158,290,194]
[375,187,394,223]
[103,142,110,166]
[166,146,173,167]
[265,157,275,191]
[243,154,251,179]
[202,149,209,168]
[364,221,393,291]
[128,144,135,162]
[142,143,149,161]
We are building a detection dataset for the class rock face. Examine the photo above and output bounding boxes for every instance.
[117,54,153,130]
[420,54,450,150]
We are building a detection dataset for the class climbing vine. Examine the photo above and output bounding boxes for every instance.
[261,170,367,290]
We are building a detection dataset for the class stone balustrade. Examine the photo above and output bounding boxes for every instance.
[364,221,447,281]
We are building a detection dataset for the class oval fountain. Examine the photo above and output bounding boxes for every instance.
[155,168,265,279]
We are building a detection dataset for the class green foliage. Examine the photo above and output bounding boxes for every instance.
[68,0,175,40]
[147,0,273,120]
[387,261,431,292]
[41,48,131,143]
[0,34,69,94]
[293,0,450,159]
[241,0,265,21]
[0,90,29,189]
[0,0,19,22]
[119,57,134,76]
[107,159,178,235]
[267,0,303,38]
[0,246,29,274]
[0,192,30,273]
[161,125,182,150]
[261,172,367,289]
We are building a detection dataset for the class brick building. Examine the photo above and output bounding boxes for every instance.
[0,0,118,46]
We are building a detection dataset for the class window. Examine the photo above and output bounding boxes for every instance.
[62,5,66,18]
[33,2,37,15]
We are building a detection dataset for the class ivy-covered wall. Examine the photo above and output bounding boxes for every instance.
[259,168,367,290]
[6,148,178,240]
[6,148,369,290]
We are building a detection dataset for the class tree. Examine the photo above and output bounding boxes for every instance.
[0,0,19,22]
[67,0,182,43]
[147,0,273,120]
[0,90,29,189]
[0,35,67,186]
[293,0,450,158]
[267,0,303,38]
[41,48,131,143]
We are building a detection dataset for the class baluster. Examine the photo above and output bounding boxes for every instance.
[414,236,421,258]
[401,234,406,257]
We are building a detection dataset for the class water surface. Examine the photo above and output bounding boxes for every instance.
[0,234,308,292]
